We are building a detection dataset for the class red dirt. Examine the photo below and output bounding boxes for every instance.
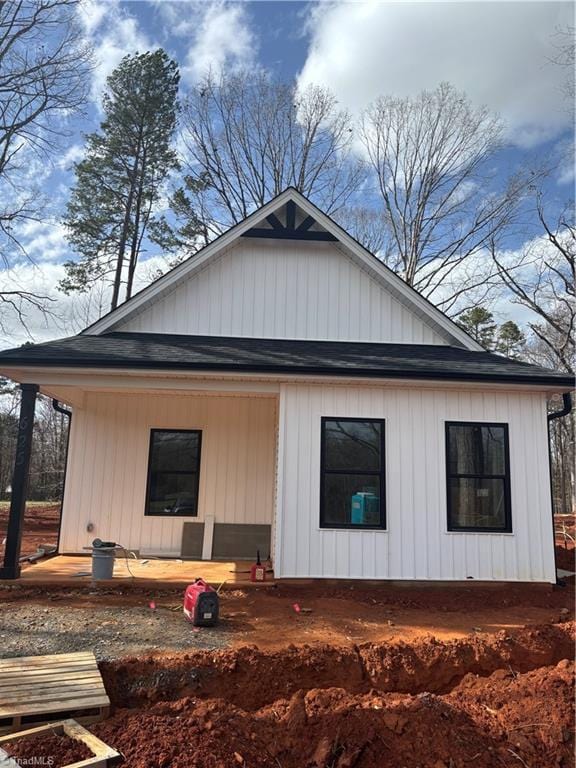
[0,502,60,559]
[1,579,573,649]
[556,544,576,571]
[92,624,575,768]
[3,731,93,768]
[99,621,575,709]
[555,514,575,572]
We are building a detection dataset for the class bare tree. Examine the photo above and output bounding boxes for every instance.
[0,0,91,325]
[360,83,526,313]
[176,70,364,241]
[334,206,392,257]
[491,196,575,374]
[548,24,575,107]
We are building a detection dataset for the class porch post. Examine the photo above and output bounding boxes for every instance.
[0,383,38,580]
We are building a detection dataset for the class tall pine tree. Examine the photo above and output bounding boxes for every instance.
[496,320,525,358]
[457,307,497,349]
[60,50,179,310]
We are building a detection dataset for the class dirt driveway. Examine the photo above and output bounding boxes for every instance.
[0,579,573,660]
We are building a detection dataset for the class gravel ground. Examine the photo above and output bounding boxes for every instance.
[0,602,234,660]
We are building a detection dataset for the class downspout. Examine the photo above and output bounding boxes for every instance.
[547,392,573,585]
[52,400,72,555]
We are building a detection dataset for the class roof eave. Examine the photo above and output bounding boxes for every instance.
[0,358,572,390]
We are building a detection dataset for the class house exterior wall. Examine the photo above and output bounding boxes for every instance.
[59,391,278,555]
[274,383,555,582]
[117,239,447,344]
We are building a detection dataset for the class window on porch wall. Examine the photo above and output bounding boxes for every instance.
[145,429,202,516]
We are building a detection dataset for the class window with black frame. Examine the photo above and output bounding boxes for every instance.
[145,429,202,516]
[320,418,386,529]
[445,422,511,532]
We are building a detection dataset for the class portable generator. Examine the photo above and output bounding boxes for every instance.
[183,578,219,627]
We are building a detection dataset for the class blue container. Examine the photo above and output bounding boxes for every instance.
[351,492,379,525]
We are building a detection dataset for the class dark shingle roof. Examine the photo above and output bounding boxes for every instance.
[0,332,573,387]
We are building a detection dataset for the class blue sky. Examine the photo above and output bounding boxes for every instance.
[1,0,574,346]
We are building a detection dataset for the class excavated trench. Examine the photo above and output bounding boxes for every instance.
[6,622,575,768]
[99,621,575,709]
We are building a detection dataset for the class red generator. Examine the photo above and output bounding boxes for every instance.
[183,579,219,627]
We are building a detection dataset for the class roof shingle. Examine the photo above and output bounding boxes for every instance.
[0,332,573,387]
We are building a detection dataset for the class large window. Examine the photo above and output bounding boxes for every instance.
[145,429,202,516]
[445,422,511,532]
[320,418,386,529]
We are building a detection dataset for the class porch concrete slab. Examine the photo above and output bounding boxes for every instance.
[5,555,274,589]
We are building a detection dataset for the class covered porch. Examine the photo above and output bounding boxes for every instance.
[15,553,275,588]
[0,369,280,580]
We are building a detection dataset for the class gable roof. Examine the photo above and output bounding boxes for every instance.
[0,332,573,388]
[83,188,483,350]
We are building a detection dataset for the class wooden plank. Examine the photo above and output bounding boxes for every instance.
[0,682,107,703]
[4,684,108,706]
[0,657,95,669]
[0,663,98,678]
[0,652,110,733]
[0,652,94,666]
[0,722,67,744]
[0,695,110,718]
[0,719,120,768]
[0,655,97,669]
[0,658,95,672]
[0,674,103,692]
[0,660,98,673]
[64,720,119,758]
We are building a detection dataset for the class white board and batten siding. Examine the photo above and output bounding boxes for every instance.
[59,391,277,555]
[116,239,446,345]
[274,383,556,583]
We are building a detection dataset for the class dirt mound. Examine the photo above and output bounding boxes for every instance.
[100,621,575,709]
[2,732,93,768]
[92,661,575,768]
[0,502,60,559]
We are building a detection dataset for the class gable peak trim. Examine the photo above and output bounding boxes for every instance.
[83,187,482,351]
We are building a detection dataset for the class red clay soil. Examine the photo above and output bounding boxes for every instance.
[0,502,60,559]
[2,579,573,650]
[556,514,575,571]
[99,621,575,709]
[556,544,576,571]
[92,624,575,768]
[2,732,93,768]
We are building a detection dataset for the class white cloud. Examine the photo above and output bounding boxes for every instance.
[298,0,574,148]
[15,220,72,265]
[56,144,85,172]
[78,0,109,35]
[0,254,172,348]
[78,0,156,101]
[180,1,256,85]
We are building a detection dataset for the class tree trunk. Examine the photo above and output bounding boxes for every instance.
[126,149,147,301]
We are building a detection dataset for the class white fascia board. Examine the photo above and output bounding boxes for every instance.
[0,366,568,395]
[84,187,483,350]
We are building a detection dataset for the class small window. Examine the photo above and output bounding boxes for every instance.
[320,418,386,529]
[145,429,202,516]
[445,422,511,532]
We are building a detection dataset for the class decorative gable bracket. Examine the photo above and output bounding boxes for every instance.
[241,199,338,241]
